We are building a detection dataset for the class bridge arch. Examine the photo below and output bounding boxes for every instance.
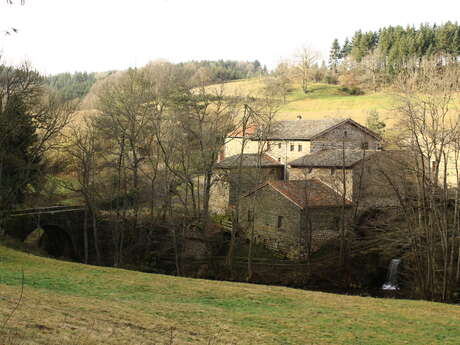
[24,224,76,259]
[4,206,86,261]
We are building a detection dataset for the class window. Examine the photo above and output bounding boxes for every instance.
[344,130,348,137]
[277,215,283,229]
[298,144,302,152]
[278,143,282,149]
[267,142,271,151]
[278,157,281,162]
[290,144,294,151]
[361,142,369,149]
[330,168,336,175]
[248,210,253,222]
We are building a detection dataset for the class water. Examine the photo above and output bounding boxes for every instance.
[382,259,401,291]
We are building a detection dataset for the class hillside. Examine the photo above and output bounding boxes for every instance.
[0,243,459,345]
[212,79,395,124]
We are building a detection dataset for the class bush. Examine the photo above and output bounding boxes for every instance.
[339,86,364,95]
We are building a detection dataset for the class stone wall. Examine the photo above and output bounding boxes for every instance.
[239,184,350,259]
[352,152,409,208]
[209,177,230,214]
[311,122,380,153]
[239,184,302,257]
[228,167,284,206]
[288,167,353,201]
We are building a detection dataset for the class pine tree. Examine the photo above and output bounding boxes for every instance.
[341,38,352,58]
[328,38,342,72]
[366,110,386,136]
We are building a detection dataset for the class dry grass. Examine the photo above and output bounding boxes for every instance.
[0,244,459,345]
[209,79,396,125]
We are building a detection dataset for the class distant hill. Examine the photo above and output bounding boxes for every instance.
[0,242,458,344]
[46,60,266,102]
[45,71,116,101]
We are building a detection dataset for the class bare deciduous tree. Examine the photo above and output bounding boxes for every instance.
[294,45,321,94]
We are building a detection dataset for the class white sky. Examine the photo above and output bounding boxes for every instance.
[0,0,459,75]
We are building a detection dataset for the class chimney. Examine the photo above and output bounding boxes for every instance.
[296,114,302,120]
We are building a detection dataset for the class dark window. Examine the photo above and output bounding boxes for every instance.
[290,144,294,151]
[278,157,281,162]
[278,143,282,149]
[277,215,283,229]
[344,130,348,137]
[330,168,336,175]
[361,142,369,149]
[298,145,302,152]
[248,210,253,222]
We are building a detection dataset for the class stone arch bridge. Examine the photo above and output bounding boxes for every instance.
[3,206,86,260]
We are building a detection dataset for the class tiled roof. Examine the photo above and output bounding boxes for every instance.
[289,149,379,168]
[245,180,351,208]
[216,153,283,169]
[266,118,344,140]
[227,117,381,141]
[228,124,258,137]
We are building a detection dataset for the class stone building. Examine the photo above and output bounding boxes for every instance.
[209,153,284,213]
[209,115,412,256]
[239,180,352,259]
[221,117,381,165]
[289,149,411,208]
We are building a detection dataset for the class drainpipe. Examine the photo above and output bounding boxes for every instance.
[284,140,288,181]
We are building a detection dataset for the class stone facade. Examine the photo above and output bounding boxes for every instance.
[210,166,284,214]
[289,167,354,201]
[310,122,380,153]
[228,167,284,206]
[239,181,352,259]
[288,150,410,208]
[352,151,412,208]
[222,118,381,165]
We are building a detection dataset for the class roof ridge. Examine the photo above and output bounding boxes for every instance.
[267,181,304,208]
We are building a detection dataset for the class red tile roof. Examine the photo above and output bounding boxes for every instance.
[228,124,258,137]
[244,180,352,208]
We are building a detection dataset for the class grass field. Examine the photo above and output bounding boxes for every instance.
[0,243,459,345]
[215,79,396,124]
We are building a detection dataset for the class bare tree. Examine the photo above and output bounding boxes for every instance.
[294,45,321,93]
[389,56,460,301]
[96,68,157,265]
[64,117,102,265]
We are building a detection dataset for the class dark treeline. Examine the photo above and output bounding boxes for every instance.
[327,22,460,91]
[46,72,100,101]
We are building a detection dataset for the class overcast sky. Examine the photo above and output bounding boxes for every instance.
[0,0,459,75]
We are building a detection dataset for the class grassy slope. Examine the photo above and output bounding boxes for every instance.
[1,245,459,345]
[216,79,395,124]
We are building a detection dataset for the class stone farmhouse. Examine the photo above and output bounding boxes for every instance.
[238,180,352,258]
[211,116,411,258]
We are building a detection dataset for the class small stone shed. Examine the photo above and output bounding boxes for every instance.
[239,180,352,259]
